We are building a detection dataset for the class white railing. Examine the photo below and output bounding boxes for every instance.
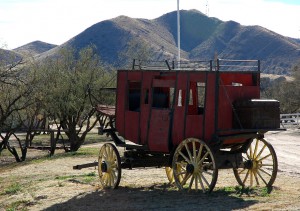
[280,113,300,127]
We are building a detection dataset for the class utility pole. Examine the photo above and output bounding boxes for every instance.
[177,0,181,69]
[206,0,209,16]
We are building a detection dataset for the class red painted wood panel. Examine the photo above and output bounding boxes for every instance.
[172,72,187,146]
[124,111,140,143]
[185,115,203,139]
[204,73,216,142]
[140,72,160,145]
[220,72,259,86]
[127,71,142,81]
[148,109,170,152]
[115,71,127,136]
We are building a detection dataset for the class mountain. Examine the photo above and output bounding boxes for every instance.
[38,10,300,75]
[14,41,57,56]
[0,48,22,65]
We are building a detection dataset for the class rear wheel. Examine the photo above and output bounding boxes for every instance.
[172,138,218,193]
[98,143,121,189]
[165,166,184,184]
[233,138,278,188]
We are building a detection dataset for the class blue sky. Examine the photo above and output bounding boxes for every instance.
[0,0,300,49]
[265,0,300,4]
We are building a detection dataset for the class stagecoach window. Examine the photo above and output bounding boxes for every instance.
[177,89,185,107]
[169,87,175,108]
[128,81,141,112]
[152,87,173,109]
[144,89,149,104]
[189,89,193,105]
[197,82,206,112]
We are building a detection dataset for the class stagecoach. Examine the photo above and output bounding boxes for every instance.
[76,59,281,193]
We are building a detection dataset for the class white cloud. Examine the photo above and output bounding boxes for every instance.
[0,0,299,49]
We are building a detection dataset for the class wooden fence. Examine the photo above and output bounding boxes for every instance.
[280,113,300,127]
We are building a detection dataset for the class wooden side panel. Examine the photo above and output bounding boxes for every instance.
[148,109,170,152]
[189,73,206,82]
[220,73,258,86]
[204,73,216,142]
[140,72,160,145]
[185,115,203,139]
[124,111,140,143]
[115,71,127,136]
[127,71,142,81]
[172,73,187,146]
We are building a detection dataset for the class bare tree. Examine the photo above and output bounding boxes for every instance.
[0,55,39,161]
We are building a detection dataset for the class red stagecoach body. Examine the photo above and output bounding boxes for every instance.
[79,59,281,192]
[114,60,278,153]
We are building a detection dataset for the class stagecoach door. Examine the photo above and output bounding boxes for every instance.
[147,78,175,152]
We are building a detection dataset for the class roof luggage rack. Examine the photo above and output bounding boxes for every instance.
[217,59,260,72]
[131,59,260,72]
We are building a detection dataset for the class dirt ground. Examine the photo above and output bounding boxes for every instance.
[0,128,300,210]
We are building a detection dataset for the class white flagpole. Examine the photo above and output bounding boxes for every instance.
[177,0,181,69]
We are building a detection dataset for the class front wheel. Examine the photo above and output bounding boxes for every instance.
[98,143,121,189]
[172,138,218,193]
[233,138,278,188]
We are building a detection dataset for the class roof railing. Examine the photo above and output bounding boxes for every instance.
[217,59,260,72]
[131,59,260,72]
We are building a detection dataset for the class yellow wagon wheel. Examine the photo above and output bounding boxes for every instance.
[98,143,121,189]
[172,138,218,193]
[165,166,184,184]
[233,138,278,188]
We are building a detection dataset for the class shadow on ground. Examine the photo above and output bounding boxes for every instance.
[44,183,258,211]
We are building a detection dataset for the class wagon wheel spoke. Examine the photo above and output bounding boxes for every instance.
[185,142,193,161]
[98,143,121,189]
[233,138,278,188]
[257,170,268,186]
[257,154,272,162]
[198,174,206,193]
[254,171,260,186]
[179,151,191,164]
[192,141,197,162]
[255,145,267,160]
[196,144,203,163]
[198,151,209,165]
[242,169,250,184]
[253,139,259,159]
[259,167,272,177]
[180,173,192,186]
[259,164,273,167]
[172,138,218,193]
[195,174,198,191]
[250,170,254,187]
[188,176,195,191]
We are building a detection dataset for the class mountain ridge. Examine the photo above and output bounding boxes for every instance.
[9,10,300,75]
[13,40,57,56]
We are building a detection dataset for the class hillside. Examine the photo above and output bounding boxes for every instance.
[37,9,300,75]
[13,40,57,56]
[0,48,22,64]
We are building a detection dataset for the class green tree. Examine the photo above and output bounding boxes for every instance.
[262,62,300,113]
[36,46,113,151]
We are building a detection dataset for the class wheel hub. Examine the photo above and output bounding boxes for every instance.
[101,161,108,172]
[186,164,195,174]
[244,160,253,169]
